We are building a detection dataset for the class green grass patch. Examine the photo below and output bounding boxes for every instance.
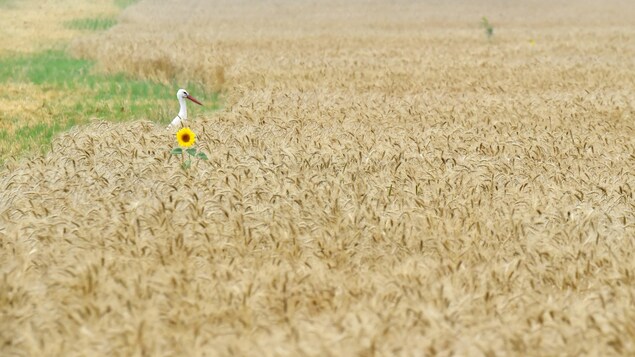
[115,0,139,9]
[16,120,73,150]
[0,0,15,8]
[0,50,219,162]
[65,17,118,31]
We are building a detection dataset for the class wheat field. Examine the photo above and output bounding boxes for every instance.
[2,0,635,356]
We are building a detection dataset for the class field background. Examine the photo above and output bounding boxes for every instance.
[2,0,635,356]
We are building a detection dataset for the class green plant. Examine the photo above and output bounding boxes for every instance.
[481,17,494,39]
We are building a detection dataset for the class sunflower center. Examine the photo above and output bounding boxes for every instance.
[181,134,190,142]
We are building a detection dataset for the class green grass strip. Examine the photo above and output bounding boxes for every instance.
[114,0,139,9]
[0,50,219,162]
[0,0,15,8]
[65,17,118,31]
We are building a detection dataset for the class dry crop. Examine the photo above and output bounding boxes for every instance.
[0,0,119,54]
[2,0,635,356]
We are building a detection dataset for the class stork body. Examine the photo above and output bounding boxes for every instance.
[168,89,203,128]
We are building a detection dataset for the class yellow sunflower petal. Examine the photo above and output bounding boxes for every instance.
[176,127,196,148]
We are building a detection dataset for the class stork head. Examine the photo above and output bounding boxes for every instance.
[177,88,203,106]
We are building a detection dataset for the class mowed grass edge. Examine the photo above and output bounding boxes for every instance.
[0,50,220,164]
[0,0,221,164]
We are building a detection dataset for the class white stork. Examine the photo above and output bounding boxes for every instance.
[168,88,203,128]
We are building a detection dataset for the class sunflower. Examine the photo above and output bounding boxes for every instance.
[176,127,196,148]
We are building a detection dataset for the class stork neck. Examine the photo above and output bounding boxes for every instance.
[178,97,188,120]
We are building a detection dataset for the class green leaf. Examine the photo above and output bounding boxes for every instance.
[186,148,197,157]
[181,160,191,170]
[170,147,183,155]
[197,152,209,160]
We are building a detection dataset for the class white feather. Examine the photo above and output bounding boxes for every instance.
[167,89,189,129]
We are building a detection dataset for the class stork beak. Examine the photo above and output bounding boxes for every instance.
[186,94,203,106]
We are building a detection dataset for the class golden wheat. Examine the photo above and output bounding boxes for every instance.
[2,0,635,356]
[0,0,118,54]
